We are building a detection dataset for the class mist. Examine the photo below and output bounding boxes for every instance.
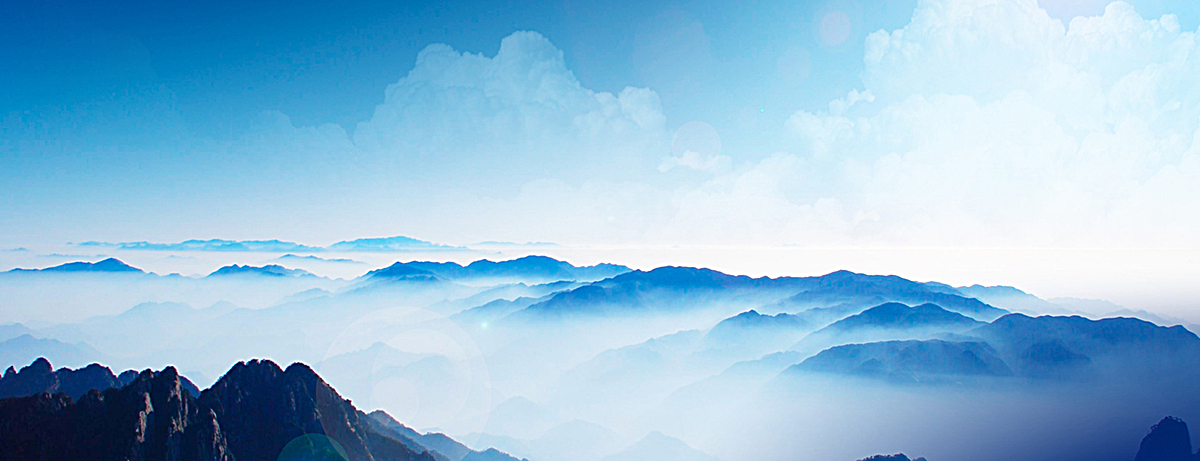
[2,253,1198,461]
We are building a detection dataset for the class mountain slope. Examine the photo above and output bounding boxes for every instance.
[600,432,720,461]
[956,285,1075,316]
[790,340,1014,382]
[368,411,528,461]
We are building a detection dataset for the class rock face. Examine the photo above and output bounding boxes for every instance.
[0,359,443,461]
[0,358,201,400]
[198,360,441,461]
[1135,417,1200,461]
[0,366,231,461]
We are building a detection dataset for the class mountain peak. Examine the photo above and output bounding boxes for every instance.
[28,357,52,373]
[1135,416,1196,461]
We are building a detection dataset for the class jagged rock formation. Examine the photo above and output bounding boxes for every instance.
[0,358,200,400]
[0,366,231,460]
[1135,416,1200,461]
[0,358,522,461]
[196,359,441,461]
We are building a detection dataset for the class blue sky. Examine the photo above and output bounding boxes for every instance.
[3,0,1200,249]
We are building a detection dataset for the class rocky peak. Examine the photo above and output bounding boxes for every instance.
[1135,416,1199,461]
[0,357,59,399]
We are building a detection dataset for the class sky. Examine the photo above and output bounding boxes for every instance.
[3,0,1200,253]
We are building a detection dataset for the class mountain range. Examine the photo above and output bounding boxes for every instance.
[506,268,1010,323]
[784,313,1200,383]
[207,264,315,278]
[367,256,629,284]
[77,236,461,252]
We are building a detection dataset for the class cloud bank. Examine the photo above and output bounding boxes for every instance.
[773,0,1200,247]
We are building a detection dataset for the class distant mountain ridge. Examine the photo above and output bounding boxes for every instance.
[775,271,1008,321]
[78,235,460,252]
[793,339,1014,382]
[785,313,1200,383]
[511,266,815,320]
[6,257,144,274]
[207,264,314,278]
[509,268,1008,322]
[0,335,107,370]
[368,256,630,284]
[599,431,721,461]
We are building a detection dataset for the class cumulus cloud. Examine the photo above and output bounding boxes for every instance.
[774,0,1200,247]
[350,31,668,189]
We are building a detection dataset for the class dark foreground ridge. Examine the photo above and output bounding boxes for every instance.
[0,357,201,400]
[1135,416,1200,461]
[0,358,524,461]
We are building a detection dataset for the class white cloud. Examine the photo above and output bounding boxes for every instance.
[773,0,1200,247]
[350,31,668,188]
[242,6,1198,248]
